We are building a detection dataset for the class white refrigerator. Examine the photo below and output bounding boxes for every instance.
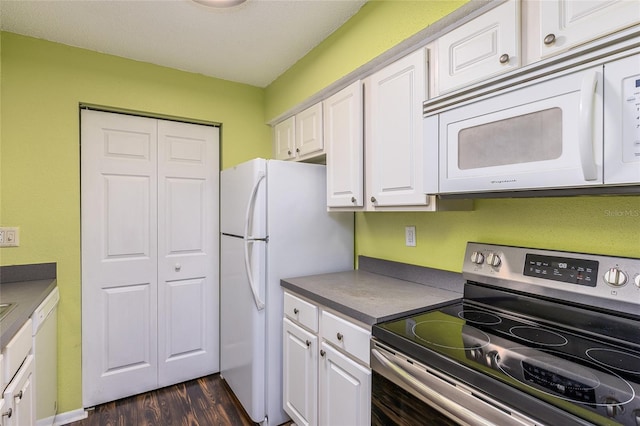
[220,158,354,426]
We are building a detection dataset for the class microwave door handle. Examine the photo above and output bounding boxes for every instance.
[243,172,266,311]
[578,71,598,181]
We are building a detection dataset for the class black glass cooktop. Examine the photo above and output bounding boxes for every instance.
[373,296,640,426]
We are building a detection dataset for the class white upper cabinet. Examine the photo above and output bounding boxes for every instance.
[274,103,324,161]
[432,0,520,96]
[296,103,324,158]
[274,116,296,160]
[325,81,364,208]
[530,0,640,61]
[365,48,430,208]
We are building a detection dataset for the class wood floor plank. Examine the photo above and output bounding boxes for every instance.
[65,374,258,426]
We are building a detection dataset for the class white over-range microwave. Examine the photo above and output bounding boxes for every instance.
[424,49,640,196]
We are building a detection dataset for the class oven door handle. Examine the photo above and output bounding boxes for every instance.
[371,347,536,426]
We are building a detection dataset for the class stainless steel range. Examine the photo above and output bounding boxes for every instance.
[371,242,640,426]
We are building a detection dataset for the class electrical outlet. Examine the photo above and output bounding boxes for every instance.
[0,227,20,247]
[405,226,416,247]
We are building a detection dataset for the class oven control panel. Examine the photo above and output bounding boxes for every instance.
[523,254,599,287]
[462,243,640,317]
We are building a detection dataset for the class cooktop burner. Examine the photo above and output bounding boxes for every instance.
[457,309,501,325]
[508,326,568,346]
[412,320,490,350]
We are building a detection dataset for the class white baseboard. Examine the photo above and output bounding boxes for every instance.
[52,408,88,426]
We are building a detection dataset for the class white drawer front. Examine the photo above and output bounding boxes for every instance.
[3,319,33,384]
[284,291,318,332]
[321,310,370,365]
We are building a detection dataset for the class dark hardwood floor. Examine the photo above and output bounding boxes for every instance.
[66,374,260,426]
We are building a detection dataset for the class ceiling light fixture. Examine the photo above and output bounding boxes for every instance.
[192,0,247,8]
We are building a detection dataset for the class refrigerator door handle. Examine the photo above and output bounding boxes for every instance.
[244,171,266,311]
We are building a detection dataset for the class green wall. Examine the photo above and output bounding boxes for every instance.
[265,0,640,269]
[0,32,270,413]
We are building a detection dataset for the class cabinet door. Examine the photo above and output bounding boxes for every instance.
[319,342,371,426]
[325,81,364,208]
[274,116,296,160]
[539,0,640,58]
[366,48,429,208]
[296,103,324,158]
[435,0,520,95]
[3,355,34,426]
[283,318,318,426]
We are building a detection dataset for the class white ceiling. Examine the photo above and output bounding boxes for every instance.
[0,0,367,87]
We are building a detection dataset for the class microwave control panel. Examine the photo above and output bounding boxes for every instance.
[623,74,640,163]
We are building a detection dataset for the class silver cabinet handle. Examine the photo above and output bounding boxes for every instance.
[336,332,343,341]
[293,308,299,314]
[543,33,556,45]
[305,340,311,347]
[175,263,181,272]
[16,390,23,400]
[370,196,376,203]
[2,408,12,418]
[499,54,509,64]
[320,349,326,357]
[351,196,356,203]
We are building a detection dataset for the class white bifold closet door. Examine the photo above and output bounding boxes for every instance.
[81,109,219,407]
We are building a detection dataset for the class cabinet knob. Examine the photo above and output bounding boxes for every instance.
[287,150,292,155]
[320,349,326,357]
[16,390,23,400]
[336,332,343,341]
[296,148,300,153]
[370,196,377,203]
[499,54,509,64]
[293,308,299,315]
[351,196,356,203]
[305,340,311,347]
[2,408,12,418]
[175,263,182,272]
[543,33,556,46]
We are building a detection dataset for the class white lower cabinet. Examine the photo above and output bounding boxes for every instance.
[3,355,35,426]
[2,320,35,426]
[282,291,371,426]
[319,342,371,426]
[283,318,318,426]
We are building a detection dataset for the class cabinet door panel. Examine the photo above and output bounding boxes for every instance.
[325,81,364,208]
[319,343,371,426]
[539,0,640,58]
[274,116,296,160]
[436,0,519,94]
[283,319,318,426]
[297,103,324,158]
[366,49,429,208]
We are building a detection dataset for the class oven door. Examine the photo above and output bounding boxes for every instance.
[371,340,539,426]
[428,65,604,194]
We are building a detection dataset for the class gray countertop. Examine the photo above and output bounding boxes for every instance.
[1,263,57,348]
[281,257,464,326]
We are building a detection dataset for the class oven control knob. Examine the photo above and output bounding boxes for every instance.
[468,345,483,361]
[470,251,484,264]
[486,253,501,267]
[485,351,500,368]
[604,268,627,287]
[605,398,622,418]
